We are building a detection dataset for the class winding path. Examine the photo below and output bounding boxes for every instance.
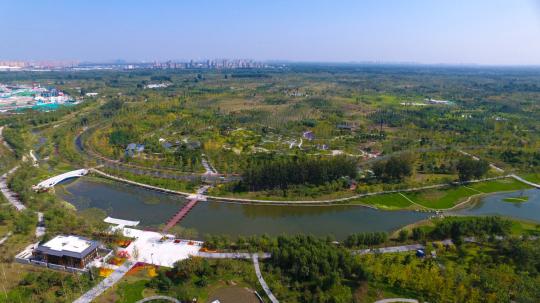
[0,166,26,211]
[374,299,418,303]
[510,174,540,189]
[0,232,12,246]
[252,254,279,303]
[90,167,512,209]
[72,261,134,303]
[135,296,180,303]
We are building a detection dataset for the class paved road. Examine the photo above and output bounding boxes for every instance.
[136,296,180,303]
[72,261,134,303]
[458,149,505,173]
[35,212,45,238]
[0,232,12,246]
[374,299,418,303]
[510,174,540,189]
[252,254,279,303]
[0,166,26,211]
[355,239,454,255]
[197,252,271,259]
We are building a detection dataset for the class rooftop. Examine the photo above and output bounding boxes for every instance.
[36,235,99,258]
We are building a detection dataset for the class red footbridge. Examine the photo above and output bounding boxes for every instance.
[162,186,209,233]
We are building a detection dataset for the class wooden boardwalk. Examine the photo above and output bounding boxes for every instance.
[162,198,199,232]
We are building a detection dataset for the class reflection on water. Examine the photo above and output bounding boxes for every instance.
[57,178,429,239]
[456,189,540,222]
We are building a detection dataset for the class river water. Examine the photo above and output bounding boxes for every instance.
[57,178,540,240]
[57,178,429,239]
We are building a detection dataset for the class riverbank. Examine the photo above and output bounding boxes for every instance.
[88,168,533,212]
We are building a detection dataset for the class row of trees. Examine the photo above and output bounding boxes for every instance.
[344,232,388,248]
[456,157,490,181]
[372,155,413,181]
[372,155,491,183]
[430,216,511,241]
[242,155,357,191]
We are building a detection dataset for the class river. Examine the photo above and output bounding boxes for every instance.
[57,178,540,240]
[57,178,429,239]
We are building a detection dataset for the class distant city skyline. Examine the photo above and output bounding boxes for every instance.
[2,0,540,65]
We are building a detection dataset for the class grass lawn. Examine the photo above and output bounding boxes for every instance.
[468,178,530,193]
[522,173,540,185]
[95,273,153,303]
[403,186,477,209]
[352,193,413,210]
[503,196,529,203]
[402,178,532,210]
[509,219,540,236]
[95,259,260,303]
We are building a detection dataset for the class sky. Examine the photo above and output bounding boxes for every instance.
[1,0,540,65]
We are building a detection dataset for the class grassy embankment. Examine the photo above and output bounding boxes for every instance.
[351,177,531,210]
[396,216,540,238]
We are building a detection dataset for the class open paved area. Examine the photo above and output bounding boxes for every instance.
[119,227,202,267]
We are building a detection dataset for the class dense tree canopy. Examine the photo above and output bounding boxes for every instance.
[242,155,357,191]
[456,157,490,181]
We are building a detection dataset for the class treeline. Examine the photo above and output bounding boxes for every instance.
[268,235,365,303]
[430,216,511,241]
[2,126,27,159]
[456,157,490,181]
[344,232,388,248]
[242,155,357,191]
[372,155,413,182]
[499,149,540,168]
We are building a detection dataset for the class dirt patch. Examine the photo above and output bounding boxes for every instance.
[206,286,260,303]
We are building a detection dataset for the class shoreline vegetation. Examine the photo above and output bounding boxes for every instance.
[67,169,533,212]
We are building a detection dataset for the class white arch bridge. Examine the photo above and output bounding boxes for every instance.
[33,169,88,191]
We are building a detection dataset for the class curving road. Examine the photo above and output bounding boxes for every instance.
[0,166,26,211]
[135,296,180,303]
[252,254,279,303]
[374,299,418,303]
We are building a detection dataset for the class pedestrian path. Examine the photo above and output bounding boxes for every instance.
[0,232,12,246]
[136,296,180,303]
[72,261,134,303]
[33,169,88,190]
[197,252,271,259]
[0,166,26,211]
[374,299,418,303]
[510,174,540,189]
[252,254,279,303]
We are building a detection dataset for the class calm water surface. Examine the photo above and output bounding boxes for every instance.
[58,178,540,239]
[456,189,540,222]
[57,178,429,239]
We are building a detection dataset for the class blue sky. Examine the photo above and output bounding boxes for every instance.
[1,0,540,64]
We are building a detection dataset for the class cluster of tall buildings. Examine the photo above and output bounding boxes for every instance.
[0,59,270,71]
[0,60,79,70]
[151,59,267,69]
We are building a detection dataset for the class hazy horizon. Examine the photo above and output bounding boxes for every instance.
[2,0,540,65]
